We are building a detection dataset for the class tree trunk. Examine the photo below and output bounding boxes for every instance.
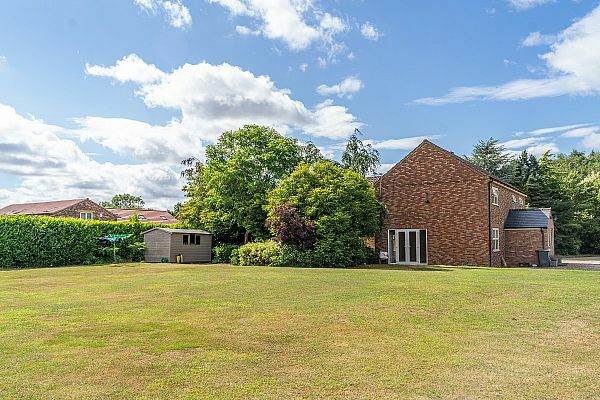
[244,231,250,244]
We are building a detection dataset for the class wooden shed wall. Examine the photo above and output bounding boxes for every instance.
[144,230,172,262]
[169,233,212,263]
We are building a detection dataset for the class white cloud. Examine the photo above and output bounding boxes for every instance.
[235,25,260,35]
[84,54,360,141]
[557,125,600,150]
[207,0,348,61]
[360,22,381,41]
[521,31,557,47]
[134,0,192,28]
[508,0,554,11]
[162,1,192,28]
[0,104,182,209]
[500,137,547,149]
[581,133,600,149]
[0,56,6,66]
[369,135,440,150]
[299,63,308,72]
[525,142,559,156]
[524,123,593,136]
[316,76,363,99]
[511,123,600,153]
[561,126,599,138]
[377,163,395,174]
[85,54,165,84]
[415,5,600,104]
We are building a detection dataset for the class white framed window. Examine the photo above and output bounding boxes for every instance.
[80,212,94,220]
[512,194,517,204]
[518,197,524,207]
[548,229,553,248]
[492,228,500,252]
[491,187,499,206]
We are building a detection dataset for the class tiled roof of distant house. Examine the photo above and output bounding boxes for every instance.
[0,199,86,216]
[107,208,179,224]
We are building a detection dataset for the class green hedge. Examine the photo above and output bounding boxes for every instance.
[0,215,164,268]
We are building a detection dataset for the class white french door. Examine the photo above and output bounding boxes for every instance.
[388,229,427,264]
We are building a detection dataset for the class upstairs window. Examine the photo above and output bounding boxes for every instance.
[518,197,524,207]
[512,194,517,204]
[80,212,94,220]
[492,228,500,251]
[491,187,499,206]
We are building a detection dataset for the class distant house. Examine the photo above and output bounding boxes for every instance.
[107,208,179,225]
[0,198,116,221]
[371,140,555,267]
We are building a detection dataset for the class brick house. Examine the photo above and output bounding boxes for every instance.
[372,140,555,267]
[0,198,116,221]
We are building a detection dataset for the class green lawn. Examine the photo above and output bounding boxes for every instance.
[0,264,598,399]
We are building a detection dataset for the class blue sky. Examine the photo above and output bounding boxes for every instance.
[1,0,599,208]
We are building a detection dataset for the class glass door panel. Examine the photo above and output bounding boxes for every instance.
[388,230,397,264]
[398,231,406,262]
[419,230,427,264]
[408,231,417,263]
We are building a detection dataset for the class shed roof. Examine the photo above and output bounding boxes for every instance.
[504,208,549,229]
[143,227,212,235]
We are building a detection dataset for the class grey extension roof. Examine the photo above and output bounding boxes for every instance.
[142,227,212,235]
[504,209,549,229]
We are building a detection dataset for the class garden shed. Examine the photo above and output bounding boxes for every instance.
[143,228,212,263]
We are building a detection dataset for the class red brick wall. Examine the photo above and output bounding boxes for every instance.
[490,183,526,266]
[375,141,491,266]
[504,228,547,266]
[52,199,116,221]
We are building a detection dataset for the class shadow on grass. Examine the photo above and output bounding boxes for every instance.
[349,264,453,272]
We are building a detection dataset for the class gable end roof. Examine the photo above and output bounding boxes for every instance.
[383,140,526,196]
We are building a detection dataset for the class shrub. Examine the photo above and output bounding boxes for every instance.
[237,241,281,266]
[266,204,316,250]
[267,160,383,268]
[0,215,162,268]
[212,243,240,264]
[230,247,240,265]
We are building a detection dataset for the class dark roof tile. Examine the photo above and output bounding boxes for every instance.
[504,208,549,229]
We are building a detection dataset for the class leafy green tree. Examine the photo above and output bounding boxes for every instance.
[511,150,539,193]
[466,138,514,182]
[300,141,325,164]
[267,160,384,267]
[341,129,381,176]
[527,152,581,254]
[101,194,145,209]
[179,125,303,243]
